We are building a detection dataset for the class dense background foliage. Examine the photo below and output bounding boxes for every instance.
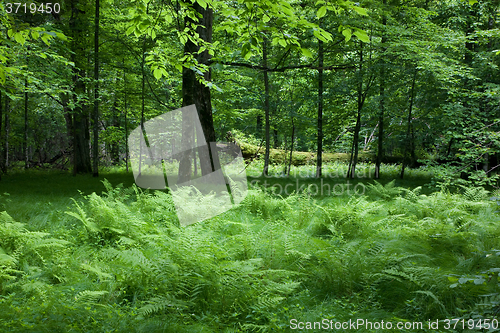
[1,0,500,331]
[0,0,498,184]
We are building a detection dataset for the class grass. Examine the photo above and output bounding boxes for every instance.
[0,164,500,332]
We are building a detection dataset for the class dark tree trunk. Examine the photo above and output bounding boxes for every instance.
[0,92,3,177]
[139,37,146,176]
[92,0,100,177]
[4,96,9,170]
[263,37,271,176]
[348,42,364,179]
[375,0,387,179]
[179,2,219,182]
[123,66,129,172]
[273,128,278,149]
[70,0,91,174]
[287,118,295,177]
[400,68,417,179]
[256,114,262,135]
[110,100,119,164]
[24,77,29,169]
[316,37,324,178]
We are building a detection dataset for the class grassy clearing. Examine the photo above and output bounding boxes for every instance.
[0,165,500,332]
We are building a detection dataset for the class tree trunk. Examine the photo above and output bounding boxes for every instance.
[123,67,129,172]
[92,0,100,177]
[0,92,3,177]
[349,42,364,179]
[263,37,271,176]
[4,96,10,170]
[179,2,219,182]
[70,0,91,174]
[287,118,295,177]
[400,68,417,179]
[375,0,387,179]
[316,37,324,178]
[256,114,262,135]
[24,77,29,169]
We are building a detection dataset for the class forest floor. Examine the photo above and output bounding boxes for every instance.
[0,164,499,332]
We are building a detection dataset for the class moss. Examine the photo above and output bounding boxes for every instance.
[238,141,377,166]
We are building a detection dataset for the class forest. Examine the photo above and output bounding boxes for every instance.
[1,0,500,331]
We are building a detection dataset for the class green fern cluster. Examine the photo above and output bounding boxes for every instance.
[1,178,500,332]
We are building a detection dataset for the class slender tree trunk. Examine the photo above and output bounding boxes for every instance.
[139,37,146,176]
[123,67,129,172]
[263,37,271,176]
[316,37,324,178]
[0,92,3,177]
[256,114,262,135]
[4,96,9,170]
[24,77,29,169]
[400,68,417,179]
[375,0,387,179]
[287,118,295,177]
[92,0,100,177]
[349,42,364,179]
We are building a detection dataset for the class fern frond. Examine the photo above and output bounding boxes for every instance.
[75,290,109,303]
[138,295,188,317]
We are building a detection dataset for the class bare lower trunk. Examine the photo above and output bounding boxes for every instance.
[287,119,295,177]
[92,0,100,177]
[316,37,324,178]
[400,68,417,179]
[263,37,271,176]
[24,77,29,168]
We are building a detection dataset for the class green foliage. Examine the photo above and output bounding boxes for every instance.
[1,175,499,331]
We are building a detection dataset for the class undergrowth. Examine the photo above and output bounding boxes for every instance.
[1,178,500,332]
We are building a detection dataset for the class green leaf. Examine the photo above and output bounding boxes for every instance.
[14,32,25,45]
[342,28,352,42]
[353,29,369,43]
[126,26,135,36]
[469,0,478,5]
[313,29,332,42]
[0,68,5,84]
[352,6,368,16]
[317,6,327,19]
[263,15,270,23]
[175,63,183,73]
[55,32,67,41]
[197,0,207,9]
[31,30,40,40]
[300,48,313,58]
[278,39,287,47]
[151,29,156,40]
[282,5,293,16]
[244,51,252,60]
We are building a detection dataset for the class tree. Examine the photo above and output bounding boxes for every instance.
[93,0,100,177]
[69,0,92,174]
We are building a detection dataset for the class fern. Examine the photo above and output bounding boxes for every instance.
[138,295,189,317]
[75,290,109,303]
[367,180,403,201]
